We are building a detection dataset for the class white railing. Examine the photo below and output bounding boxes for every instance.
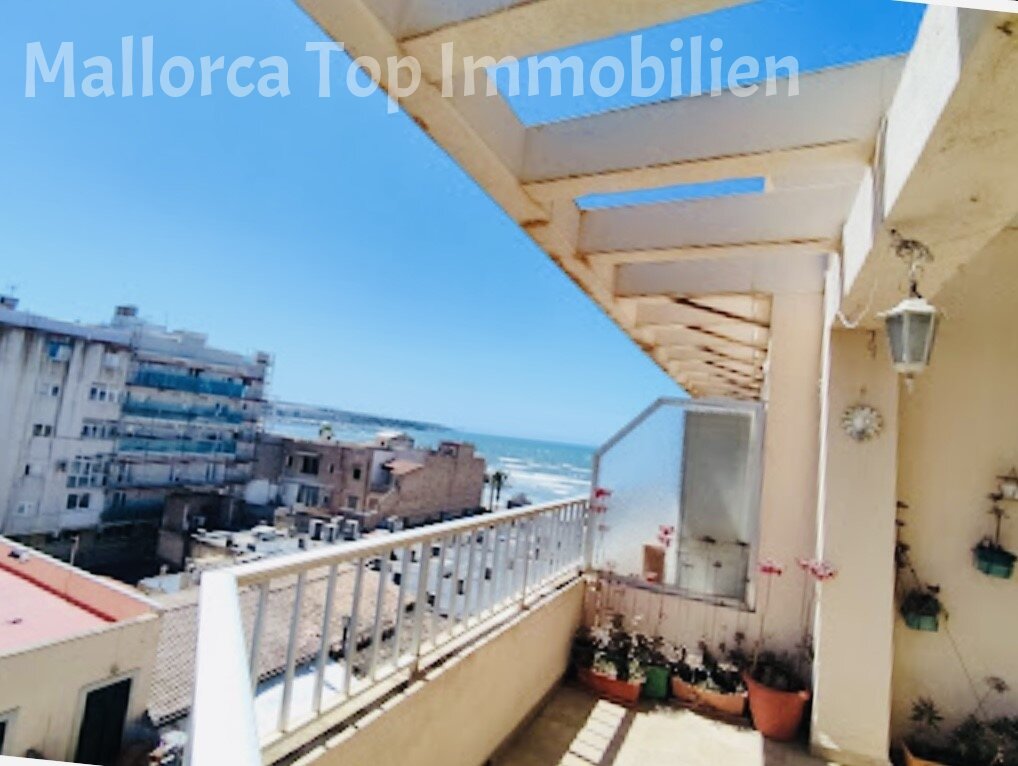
[188,497,590,766]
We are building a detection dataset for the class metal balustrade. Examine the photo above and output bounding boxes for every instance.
[188,497,589,766]
[123,398,247,423]
[131,370,247,398]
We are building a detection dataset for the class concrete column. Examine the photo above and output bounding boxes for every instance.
[810,329,900,766]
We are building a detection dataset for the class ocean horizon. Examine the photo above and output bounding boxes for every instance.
[265,418,594,506]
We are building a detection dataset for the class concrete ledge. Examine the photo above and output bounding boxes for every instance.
[293,580,584,766]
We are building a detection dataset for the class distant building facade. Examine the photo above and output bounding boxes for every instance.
[0,298,270,557]
[250,431,486,531]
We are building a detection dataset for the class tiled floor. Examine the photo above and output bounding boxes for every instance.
[493,684,831,766]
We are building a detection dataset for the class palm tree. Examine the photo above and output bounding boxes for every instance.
[487,470,509,511]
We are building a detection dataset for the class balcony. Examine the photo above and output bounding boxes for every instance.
[130,370,247,398]
[189,498,590,766]
[123,398,247,424]
[116,437,238,456]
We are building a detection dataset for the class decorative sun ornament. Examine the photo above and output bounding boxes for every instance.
[841,403,884,442]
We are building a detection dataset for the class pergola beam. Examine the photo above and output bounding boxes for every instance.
[399,0,752,81]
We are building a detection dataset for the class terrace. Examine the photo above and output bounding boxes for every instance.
[10,1,1017,765]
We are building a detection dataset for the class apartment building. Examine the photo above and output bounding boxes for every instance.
[108,305,270,525]
[0,300,270,566]
[251,431,486,531]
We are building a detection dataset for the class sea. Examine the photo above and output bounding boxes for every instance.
[265,418,594,506]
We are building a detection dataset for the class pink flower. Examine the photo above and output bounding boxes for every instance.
[810,561,838,581]
[594,487,613,499]
[758,559,785,576]
[796,557,813,572]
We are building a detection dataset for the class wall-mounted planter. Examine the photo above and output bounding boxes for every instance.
[902,611,939,632]
[973,546,1016,579]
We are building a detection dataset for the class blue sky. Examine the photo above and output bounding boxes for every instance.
[0,0,923,445]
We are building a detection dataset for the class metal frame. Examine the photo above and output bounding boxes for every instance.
[590,396,766,609]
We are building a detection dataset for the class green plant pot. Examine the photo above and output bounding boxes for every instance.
[902,611,939,632]
[643,666,670,700]
[973,548,1016,579]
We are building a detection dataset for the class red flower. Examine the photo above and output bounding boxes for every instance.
[594,487,613,499]
[758,559,785,576]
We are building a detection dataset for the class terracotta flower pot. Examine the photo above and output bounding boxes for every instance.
[698,687,748,717]
[903,744,950,766]
[671,676,700,704]
[744,673,810,741]
[670,677,747,716]
[578,667,642,705]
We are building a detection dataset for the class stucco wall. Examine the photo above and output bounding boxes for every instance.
[892,228,1018,736]
[0,615,160,760]
[307,581,583,766]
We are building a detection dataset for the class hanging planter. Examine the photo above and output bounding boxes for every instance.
[900,586,942,632]
[973,542,1016,579]
[973,490,1016,579]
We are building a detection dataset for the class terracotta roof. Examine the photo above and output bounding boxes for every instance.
[149,563,407,725]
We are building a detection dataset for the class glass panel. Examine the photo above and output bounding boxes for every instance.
[905,313,935,364]
[593,398,763,603]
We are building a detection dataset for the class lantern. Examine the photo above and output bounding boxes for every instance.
[881,231,939,386]
[880,293,938,377]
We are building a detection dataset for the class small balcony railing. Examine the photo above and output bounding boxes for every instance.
[117,437,238,456]
[189,497,590,766]
[130,370,247,398]
[123,399,247,424]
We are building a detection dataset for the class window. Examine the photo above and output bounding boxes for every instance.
[47,340,71,362]
[296,485,320,506]
[285,455,293,468]
[23,465,30,477]
[66,493,92,510]
[81,420,118,439]
[352,466,363,481]
[347,495,359,510]
[328,463,335,474]
[37,381,60,397]
[15,502,33,517]
[299,455,320,475]
[89,384,120,403]
[31,423,53,437]
[67,457,108,489]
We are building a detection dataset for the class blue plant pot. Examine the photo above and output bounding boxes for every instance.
[973,547,1016,580]
[902,611,939,632]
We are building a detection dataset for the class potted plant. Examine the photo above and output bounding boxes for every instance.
[635,634,671,701]
[904,697,952,766]
[973,495,1016,579]
[696,639,748,717]
[901,585,943,632]
[744,559,811,741]
[745,651,810,741]
[670,645,705,704]
[575,615,644,705]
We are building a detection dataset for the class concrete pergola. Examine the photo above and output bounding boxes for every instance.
[294,0,1016,404]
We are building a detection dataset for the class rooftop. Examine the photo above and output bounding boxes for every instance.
[0,537,157,655]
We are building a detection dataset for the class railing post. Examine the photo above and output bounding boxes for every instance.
[343,559,366,697]
[409,540,432,673]
[312,564,339,714]
[278,571,306,732]
[519,517,533,610]
[188,572,261,766]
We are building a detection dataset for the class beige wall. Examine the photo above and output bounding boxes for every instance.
[811,329,899,766]
[306,581,583,766]
[374,446,485,525]
[0,615,160,760]
[892,228,1018,736]
[595,291,825,660]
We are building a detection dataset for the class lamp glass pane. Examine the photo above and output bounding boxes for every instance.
[885,313,906,363]
[906,313,935,364]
